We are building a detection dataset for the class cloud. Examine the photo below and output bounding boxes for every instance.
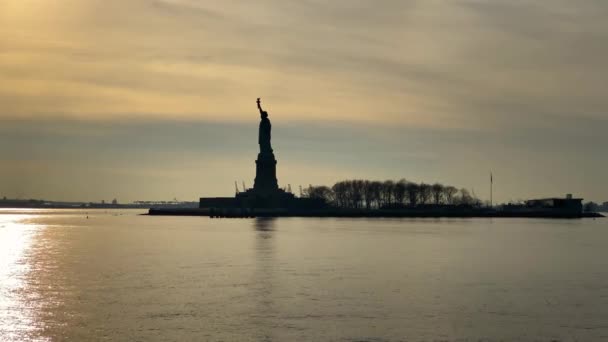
[1,0,605,127]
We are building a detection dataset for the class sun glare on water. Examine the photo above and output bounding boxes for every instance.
[0,210,49,342]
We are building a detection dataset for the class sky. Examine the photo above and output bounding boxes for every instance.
[1,0,607,203]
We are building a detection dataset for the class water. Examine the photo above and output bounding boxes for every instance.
[1,209,607,341]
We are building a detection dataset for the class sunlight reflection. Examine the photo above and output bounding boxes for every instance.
[0,211,49,342]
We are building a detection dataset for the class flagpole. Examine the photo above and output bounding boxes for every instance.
[490,172,493,208]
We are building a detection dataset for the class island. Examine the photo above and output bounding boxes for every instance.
[148,99,603,219]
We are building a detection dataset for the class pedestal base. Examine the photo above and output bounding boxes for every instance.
[235,188,295,209]
[253,152,278,194]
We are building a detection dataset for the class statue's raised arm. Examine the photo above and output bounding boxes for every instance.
[257,98,264,115]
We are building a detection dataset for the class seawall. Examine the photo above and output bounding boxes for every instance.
[148,207,604,219]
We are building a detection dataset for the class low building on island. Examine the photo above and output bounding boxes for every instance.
[502,194,583,217]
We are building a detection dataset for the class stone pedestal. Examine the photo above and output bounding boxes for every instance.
[230,151,295,209]
[253,152,278,194]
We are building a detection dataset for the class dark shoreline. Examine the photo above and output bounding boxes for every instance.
[148,208,604,219]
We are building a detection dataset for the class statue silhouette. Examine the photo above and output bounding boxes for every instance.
[257,98,273,154]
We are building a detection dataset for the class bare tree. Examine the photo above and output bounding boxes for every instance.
[370,181,383,209]
[431,183,444,205]
[332,181,348,208]
[419,183,432,205]
[352,180,365,209]
[362,181,374,210]
[456,188,474,205]
[405,182,420,206]
[307,185,334,203]
[394,179,407,205]
[443,186,458,205]
[381,180,395,207]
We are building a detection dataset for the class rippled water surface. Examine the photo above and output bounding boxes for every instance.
[1,209,607,341]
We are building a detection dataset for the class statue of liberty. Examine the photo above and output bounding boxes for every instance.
[256,98,273,154]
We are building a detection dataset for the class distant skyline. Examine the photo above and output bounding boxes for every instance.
[1,0,607,203]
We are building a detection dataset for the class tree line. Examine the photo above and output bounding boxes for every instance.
[302,179,481,209]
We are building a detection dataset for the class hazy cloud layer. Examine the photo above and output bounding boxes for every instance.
[1,0,607,201]
[1,118,606,203]
[2,0,607,125]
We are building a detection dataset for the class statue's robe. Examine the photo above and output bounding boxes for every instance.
[259,117,272,153]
